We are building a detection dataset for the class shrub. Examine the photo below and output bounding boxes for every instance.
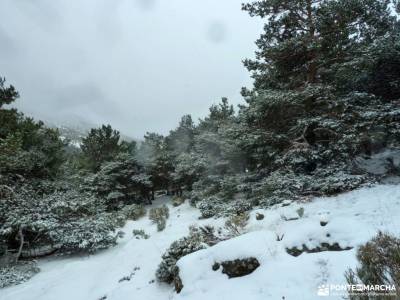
[227,199,253,215]
[132,229,150,240]
[224,212,249,236]
[0,188,118,257]
[345,232,400,299]
[0,261,39,288]
[156,218,166,231]
[149,205,169,231]
[172,196,185,207]
[196,196,225,218]
[155,227,209,284]
[121,204,146,221]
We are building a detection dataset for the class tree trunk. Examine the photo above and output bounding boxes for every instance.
[306,0,317,84]
[16,226,24,262]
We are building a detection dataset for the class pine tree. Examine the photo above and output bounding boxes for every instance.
[137,133,173,195]
[81,125,121,172]
[88,153,152,209]
[242,0,396,89]
[166,114,195,158]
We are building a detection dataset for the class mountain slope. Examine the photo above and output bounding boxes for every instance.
[1,185,399,300]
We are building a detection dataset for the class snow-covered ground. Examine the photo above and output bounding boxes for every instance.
[1,185,400,300]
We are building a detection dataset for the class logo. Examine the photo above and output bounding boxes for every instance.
[317,284,397,297]
[317,285,330,296]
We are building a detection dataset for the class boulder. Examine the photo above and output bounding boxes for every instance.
[214,257,260,278]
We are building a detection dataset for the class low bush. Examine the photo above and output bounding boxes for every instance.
[345,232,400,299]
[172,196,185,207]
[121,204,146,221]
[224,212,249,236]
[0,261,39,288]
[149,205,169,232]
[132,229,150,240]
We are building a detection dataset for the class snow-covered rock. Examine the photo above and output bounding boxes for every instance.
[174,185,400,300]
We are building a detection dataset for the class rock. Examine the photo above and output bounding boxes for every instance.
[320,221,328,226]
[219,258,260,278]
[286,243,353,257]
[256,213,264,220]
[212,262,220,271]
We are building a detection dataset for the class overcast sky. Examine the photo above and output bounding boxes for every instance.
[0,0,262,138]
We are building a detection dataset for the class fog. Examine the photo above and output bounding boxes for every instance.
[0,0,262,138]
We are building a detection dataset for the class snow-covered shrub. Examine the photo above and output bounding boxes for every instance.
[227,199,253,215]
[0,261,39,288]
[345,232,400,299]
[155,228,207,284]
[157,218,166,232]
[132,229,149,240]
[196,196,225,218]
[218,176,240,200]
[249,171,302,207]
[120,204,146,221]
[149,205,169,231]
[172,196,185,207]
[0,188,118,258]
[54,214,117,253]
[224,212,249,236]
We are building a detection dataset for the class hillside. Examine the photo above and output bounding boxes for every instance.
[2,184,399,300]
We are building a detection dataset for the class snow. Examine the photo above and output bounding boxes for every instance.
[1,185,400,300]
[354,149,400,175]
[176,185,400,300]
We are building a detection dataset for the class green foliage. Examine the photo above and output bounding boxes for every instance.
[0,78,19,108]
[172,152,206,192]
[81,125,122,171]
[87,153,152,209]
[333,32,400,100]
[0,83,64,180]
[137,132,173,192]
[166,114,195,157]
[242,0,396,89]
